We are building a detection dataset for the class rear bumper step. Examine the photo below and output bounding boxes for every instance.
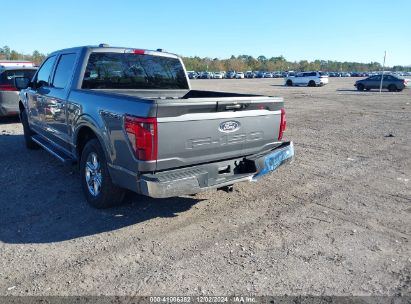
[138,141,294,198]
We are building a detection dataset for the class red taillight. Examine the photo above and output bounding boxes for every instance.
[0,84,17,91]
[124,116,157,161]
[133,49,145,55]
[278,108,286,141]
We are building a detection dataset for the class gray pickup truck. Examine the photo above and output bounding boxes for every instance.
[16,44,294,208]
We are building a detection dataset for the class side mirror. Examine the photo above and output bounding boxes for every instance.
[14,77,31,90]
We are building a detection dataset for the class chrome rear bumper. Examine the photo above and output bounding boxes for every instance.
[138,142,295,198]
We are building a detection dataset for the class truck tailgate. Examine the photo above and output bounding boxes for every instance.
[155,96,284,171]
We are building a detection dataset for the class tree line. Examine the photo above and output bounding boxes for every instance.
[183,55,408,72]
[0,46,46,66]
[1,45,408,72]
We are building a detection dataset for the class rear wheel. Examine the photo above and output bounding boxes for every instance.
[388,84,397,92]
[20,110,39,149]
[80,138,125,208]
[286,79,293,86]
[357,83,364,91]
[308,80,316,87]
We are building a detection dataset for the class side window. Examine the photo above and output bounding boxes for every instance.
[35,56,56,87]
[52,53,77,89]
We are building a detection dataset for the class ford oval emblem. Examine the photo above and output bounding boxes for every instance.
[219,120,241,133]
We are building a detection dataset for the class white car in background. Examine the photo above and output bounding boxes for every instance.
[213,72,223,79]
[235,72,245,79]
[285,71,329,87]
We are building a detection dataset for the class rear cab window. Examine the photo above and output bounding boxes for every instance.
[82,52,189,90]
[0,69,36,85]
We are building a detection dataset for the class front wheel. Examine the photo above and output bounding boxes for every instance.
[20,109,39,149]
[286,79,293,86]
[356,83,365,91]
[80,138,125,208]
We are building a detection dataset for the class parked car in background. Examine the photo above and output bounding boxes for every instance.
[0,67,37,116]
[213,72,223,79]
[245,71,255,78]
[226,71,236,79]
[272,72,283,78]
[285,71,329,87]
[235,72,245,79]
[354,74,408,92]
[188,72,198,79]
[201,71,214,79]
[263,72,273,78]
[256,71,265,78]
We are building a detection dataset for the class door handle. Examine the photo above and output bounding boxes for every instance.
[225,104,242,110]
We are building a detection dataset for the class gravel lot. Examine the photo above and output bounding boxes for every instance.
[0,78,410,296]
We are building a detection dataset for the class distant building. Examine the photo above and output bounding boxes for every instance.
[0,60,35,68]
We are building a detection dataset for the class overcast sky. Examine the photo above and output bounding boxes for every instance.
[2,0,410,66]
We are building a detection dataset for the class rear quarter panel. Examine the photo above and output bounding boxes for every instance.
[68,89,157,172]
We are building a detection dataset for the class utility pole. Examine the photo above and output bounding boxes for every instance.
[379,51,386,93]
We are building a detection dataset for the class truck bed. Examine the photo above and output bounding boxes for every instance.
[84,88,284,171]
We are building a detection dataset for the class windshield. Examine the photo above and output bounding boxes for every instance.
[82,52,189,90]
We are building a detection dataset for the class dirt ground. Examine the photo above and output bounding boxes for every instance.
[0,78,410,296]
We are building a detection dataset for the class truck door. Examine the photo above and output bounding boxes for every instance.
[26,55,57,134]
[42,53,78,152]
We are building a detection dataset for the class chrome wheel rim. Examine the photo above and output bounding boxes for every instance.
[85,152,102,197]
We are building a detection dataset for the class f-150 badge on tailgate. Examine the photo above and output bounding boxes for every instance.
[219,120,241,133]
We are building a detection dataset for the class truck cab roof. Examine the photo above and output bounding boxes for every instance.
[49,45,179,59]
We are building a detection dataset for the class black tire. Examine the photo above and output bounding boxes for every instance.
[308,80,316,87]
[20,110,39,149]
[286,79,293,86]
[357,83,364,91]
[80,138,125,208]
[388,84,397,92]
